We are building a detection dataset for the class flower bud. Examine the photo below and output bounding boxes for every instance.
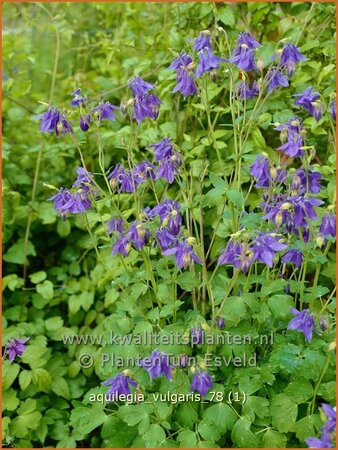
[275,212,284,228]
[257,59,265,71]
[270,167,277,179]
[187,236,196,245]
[316,235,325,248]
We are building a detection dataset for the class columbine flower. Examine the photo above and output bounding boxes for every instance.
[92,101,119,122]
[37,107,73,136]
[306,432,333,448]
[306,404,336,448]
[5,337,29,362]
[322,404,336,434]
[288,308,317,342]
[139,349,173,381]
[72,167,94,191]
[289,196,323,227]
[266,67,289,92]
[156,228,178,251]
[128,221,150,250]
[215,317,225,330]
[275,117,305,158]
[149,138,174,161]
[133,94,160,123]
[102,372,137,396]
[111,234,131,257]
[191,326,204,345]
[59,190,91,215]
[194,32,212,51]
[237,81,259,100]
[282,249,303,268]
[227,32,261,71]
[330,100,336,121]
[294,87,323,121]
[291,169,321,195]
[252,233,287,267]
[129,76,154,97]
[107,217,124,235]
[277,43,307,76]
[70,88,86,106]
[170,51,197,97]
[196,47,225,78]
[49,188,73,219]
[218,240,242,269]
[319,213,336,238]
[163,240,202,269]
[80,114,91,132]
[191,371,213,397]
[132,161,155,185]
[149,199,182,235]
[156,153,182,184]
[250,154,270,187]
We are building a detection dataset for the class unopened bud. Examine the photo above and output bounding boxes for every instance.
[280,202,292,210]
[316,235,325,248]
[328,205,335,211]
[270,167,277,179]
[187,236,196,245]
[257,59,265,71]
[275,212,284,228]
[201,29,211,35]
[126,98,134,106]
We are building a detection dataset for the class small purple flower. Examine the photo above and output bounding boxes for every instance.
[306,432,333,448]
[215,317,225,330]
[60,190,91,215]
[288,307,317,342]
[294,87,323,121]
[321,404,336,434]
[129,76,154,97]
[92,101,119,122]
[37,107,73,136]
[102,372,137,396]
[267,67,289,93]
[5,337,29,362]
[73,166,94,191]
[250,154,270,188]
[278,43,307,76]
[289,196,323,227]
[170,51,197,98]
[70,88,86,106]
[237,81,259,100]
[191,326,204,345]
[156,228,178,251]
[196,48,225,78]
[133,94,160,124]
[111,234,131,257]
[291,169,321,195]
[319,213,336,238]
[277,134,304,158]
[194,32,212,51]
[139,349,173,381]
[282,249,303,268]
[237,32,261,49]
[191,371,213,397]
[133,160,155,185]
[156,153,182,184]
[218,240,242,269]
[163,240,202,269]
[107,217,124,235]
[330,100,336,121]
[227,33,261,72]
[149,138,174,161]
[49,188,73,219]
[80,114,91,132]
[252,233,287,267]
[128,221,150,250]
[150,199,182,235]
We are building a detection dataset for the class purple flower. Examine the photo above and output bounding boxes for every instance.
[133,94,160,124]
[294,87,323,121]
[291,169,321,195]
[191,326,204,345]
[102,372,137,396]
[139,349,173,381]
[288,308,317,342]
[278,43,307,76]
[330,100,336,121]
[319,213,336,238]
[49,188,73,219]
[80,114,91,132]
[170,51,197,98]
[194,32,212,51]
[306,432,333,448]
[129,76,154,97]
[37,107,73,136]
[237,81,259,100]
[275,117,305,158]
[215,317,225,330]
[237,32,261,49]
[92,101,119,122]
[5,337,29,362]
[59,190,91,215]
[267,67,289,92]
[282,249,303,268]
[321,404,336,434]
[111,234,131,257]
[156,228,178,251]
[156,153,182,184]
[163,240,202,269]
[149,138,174,161]
[119,170,135,193]
[73,166,94,191]
[289,196,323,227]
[70,88,86,106]
[218,240,242,269]
[196,47,225,78]
[191,371,213,397]
[250,154,270,188]
[227,33,261,72]
[149,199,182,235]
[107,217,124,235]
[128,221,150,250]
[252,233,287,267]
[133,160,155,185]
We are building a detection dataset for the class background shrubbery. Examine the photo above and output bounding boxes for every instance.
[2,2,336,448]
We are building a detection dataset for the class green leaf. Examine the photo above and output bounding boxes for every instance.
[2,388,20,411]
[226,189,244,210]
[284,378,313,402]
[270,394,298,432]
[292,415,322,441]
[242,396,269,420]
[262,429,287,448]
[31,368,52,391]
[3,239,36,265]
[19,370,32,390]
[36,280,54,301]
[57,219,71,237]
[268,294,294,318]
[29,271,47,284]
[142,424,166,447]
[52,377,71,399]
[118,404,153,427]
[231,416,260,447]
[176,272,200,291]
[217,6,235,27]
[70,406,107,435]
[198,420,221,442]
[177,430,197,447]
[45,316,64,331]
[203,402,237,432]
[2,361,20,390]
